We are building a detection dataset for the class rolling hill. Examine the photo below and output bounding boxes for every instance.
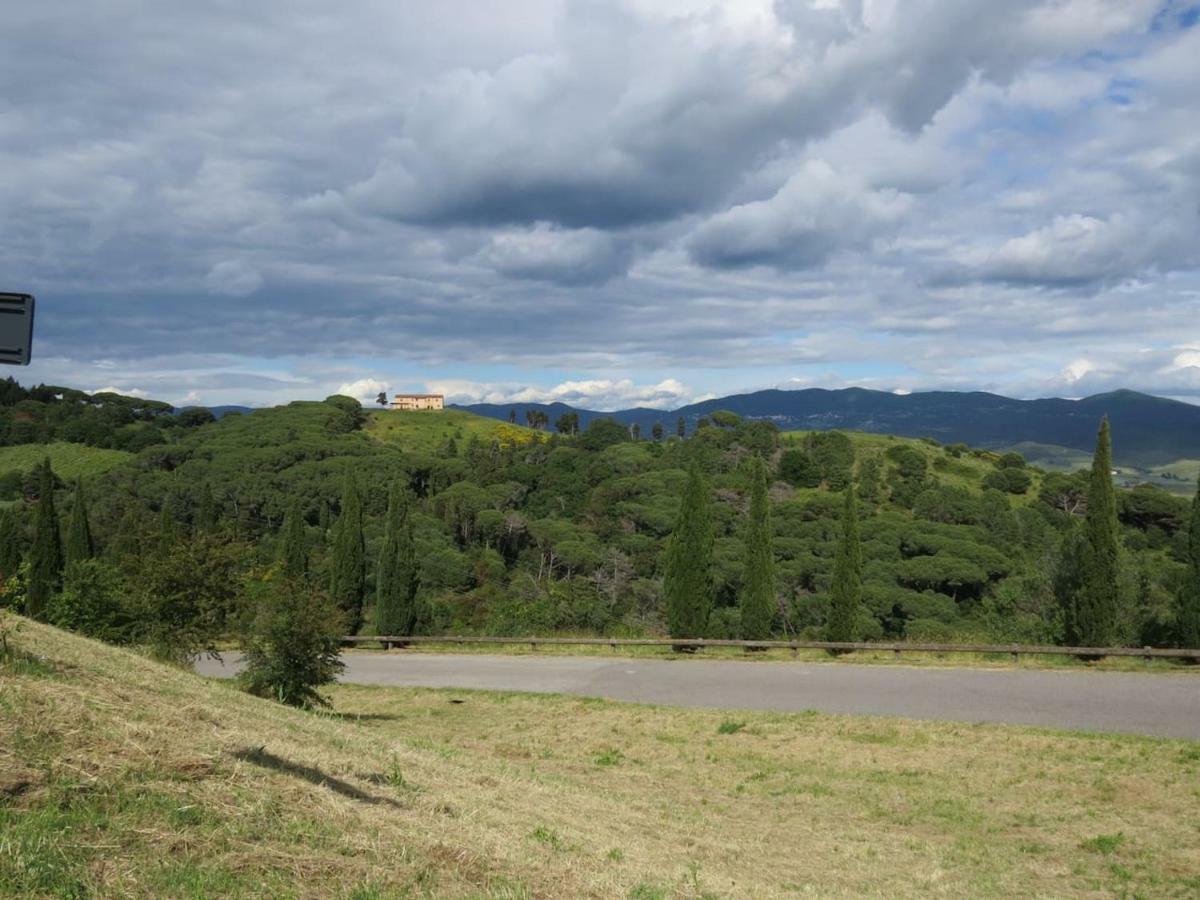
[459,388,1200,467]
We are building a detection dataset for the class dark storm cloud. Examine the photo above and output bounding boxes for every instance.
[4,0,1200,406]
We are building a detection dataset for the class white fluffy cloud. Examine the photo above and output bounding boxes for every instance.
[337,379,392,403]
[425,378,696,410]
[4,0,1200,405]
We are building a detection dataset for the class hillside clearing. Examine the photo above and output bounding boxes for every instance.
[3,618,1199,898]
[365,408,543,454]
[0,442,133,481]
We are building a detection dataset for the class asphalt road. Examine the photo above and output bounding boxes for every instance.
[196,652,1200,739]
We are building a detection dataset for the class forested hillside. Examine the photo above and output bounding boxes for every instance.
[1,386,1198,653]
[461,387,1200,467]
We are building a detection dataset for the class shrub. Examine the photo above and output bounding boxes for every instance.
[240,575,346,709]
[47,560,134,643]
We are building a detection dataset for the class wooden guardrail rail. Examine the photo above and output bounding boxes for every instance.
[342,635,1200,660]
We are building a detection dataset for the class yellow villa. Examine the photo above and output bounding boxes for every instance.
[390,393,444,411]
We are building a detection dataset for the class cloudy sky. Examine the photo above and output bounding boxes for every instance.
[3,0,1199,410]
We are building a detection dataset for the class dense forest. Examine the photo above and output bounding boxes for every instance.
[2,383,1199,663]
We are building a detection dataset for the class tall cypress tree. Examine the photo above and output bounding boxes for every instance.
[196,482,221,533]
[64,479,94,567]
[1073,417,1121,646]
[375,483,419,637]
[664,466,714,641]
[27,459,63,619]
[158,495,179,550]
[0,509,20,582]
[739,457,775,640]
[1176,474,1200,648]
[280,498,307,580]
[827,485,862,643]
[328,472,366,633]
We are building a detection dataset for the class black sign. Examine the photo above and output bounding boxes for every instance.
[0,294,35,365]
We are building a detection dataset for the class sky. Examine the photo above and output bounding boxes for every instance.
[3,0,1199,411]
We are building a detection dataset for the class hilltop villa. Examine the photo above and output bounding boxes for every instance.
[391,393,444,411]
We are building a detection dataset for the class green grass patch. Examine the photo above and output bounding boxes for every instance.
[0,442,133,481]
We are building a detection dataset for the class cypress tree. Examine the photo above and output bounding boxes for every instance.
[827,485,862,643]
[664,466,714,642]
[196,482,221,533]
[64,479,94,567]
[318,498,331,534]
[1176,474,1200,648]
[280,498,307,579]
[1073,417,1121,646]
[0,509,20,582]
[375,483,419,637]
[328,472,366,633]
[739,456,775,640]
[27,459,63,619]
[158,496,179,550]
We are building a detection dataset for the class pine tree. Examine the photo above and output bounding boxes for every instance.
[328,471,366,633]
[1072,417,1121,646]
[676,416,686,439]
[1176,474,1200,648]
[375,483,420,638]
[27,459,63,619]
[827,485,862,643]
[664,466,714,642]
[64,479,94,567]
[740,456,775,640]
[280,498,307,579]
[0,509,20,582]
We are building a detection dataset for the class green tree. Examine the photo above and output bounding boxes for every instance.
[157,496,180,550]
[132,534,244,664]
[280,498,307,579]
[328,472,366,632]
[676,416,686,438]
[196,482,221,532]
[663,466,714,642]
[1070,418,1121,646]
[375,483,420,637]
[27,459,63,619]
[1176,474,1200,648]
[64,479,94,567]
[49,559,132,643]
[0,509,20,582]
[652,421,664,441]
[240,575,345,708]
[739,456,775,640]
[827,486,862,643]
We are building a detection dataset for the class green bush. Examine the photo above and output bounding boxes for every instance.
[239,575,346,708]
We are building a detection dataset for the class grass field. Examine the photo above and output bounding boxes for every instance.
[365,409,543,454]
[3,618,1199,898]
[0,442,133,481]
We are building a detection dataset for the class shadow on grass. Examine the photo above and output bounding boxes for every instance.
[229,747,404,808]
[315,712,404,723]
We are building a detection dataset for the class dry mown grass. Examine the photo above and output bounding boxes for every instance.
[3,617,1199,898]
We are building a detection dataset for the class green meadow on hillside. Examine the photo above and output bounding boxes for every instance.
[365,407,542,454]
[0,442,133,483]
[3,619,1199,899]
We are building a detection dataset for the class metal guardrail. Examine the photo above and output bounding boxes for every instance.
[343,635,1200,660]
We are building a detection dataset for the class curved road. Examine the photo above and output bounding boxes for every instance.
[197,652,1200,739]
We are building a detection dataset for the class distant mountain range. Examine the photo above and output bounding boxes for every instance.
[456,388,1200,467]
